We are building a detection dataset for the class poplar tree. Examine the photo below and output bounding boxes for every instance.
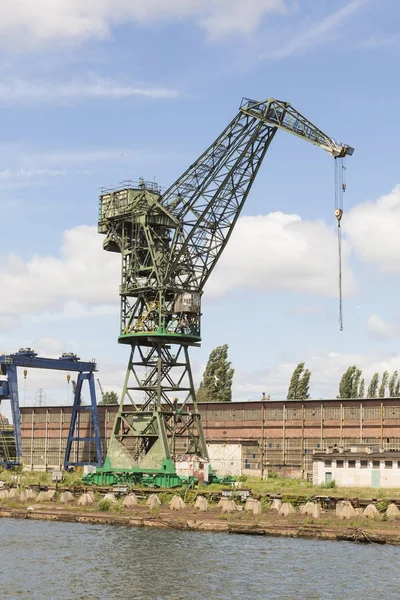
[367,373,380,398]
[287,363,305,399]
[378,371,389,398]
[359,378,365,399]
[197,344,234,402]
[351,369,362,398]
[389,371,398,397]
[338,366,357,398]
[296,368,311,400]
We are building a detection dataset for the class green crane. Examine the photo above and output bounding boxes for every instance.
[85,97,353,487]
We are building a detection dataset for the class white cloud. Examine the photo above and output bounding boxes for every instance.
[357,34,399,49]
[0,210,357,324]
[0,225,120,319]
[367,314,399,341]
[0,75,179,104]
[207,212,357,297]
[346,184,400,274]
[0,167,65,190]
[0,316,18,332]
[265,0,369,60]
[0,0,286,50]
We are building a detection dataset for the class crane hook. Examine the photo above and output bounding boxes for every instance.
[335,208,343,224]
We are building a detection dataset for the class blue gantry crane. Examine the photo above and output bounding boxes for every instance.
[0,348,102,469]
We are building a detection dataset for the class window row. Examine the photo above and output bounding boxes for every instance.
[324,459,400,469]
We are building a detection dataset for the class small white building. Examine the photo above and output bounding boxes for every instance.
[313,445,400,489]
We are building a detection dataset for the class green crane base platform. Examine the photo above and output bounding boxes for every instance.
[82,458,234,488]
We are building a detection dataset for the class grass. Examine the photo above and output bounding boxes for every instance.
[201,476,400,500]
[0,468,85,488]
[2,469,400,503]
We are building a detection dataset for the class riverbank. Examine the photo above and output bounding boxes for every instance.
[2,502,400,545]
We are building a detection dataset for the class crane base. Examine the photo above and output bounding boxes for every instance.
[82,468,197,489]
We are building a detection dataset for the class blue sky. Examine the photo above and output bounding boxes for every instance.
[1,0,400,411]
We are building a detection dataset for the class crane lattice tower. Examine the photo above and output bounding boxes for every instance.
[96,97,353,485]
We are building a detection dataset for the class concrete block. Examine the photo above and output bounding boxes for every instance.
[36,491,49,503]
[386,503,400,518]
[271,499,282,511]
[45,490,56,501]
[300,501,315,515]
[338,503,356,519]
[170,495,186,511]
[245,498,262,515]
[194,496,208,512]
[311,504,321,519]
[122,493,138,508]
[217,497,229,508]
[363,504,380,519]
[335,501,345,516]
[8,488,19,499]
[20,489,36,502]
[59,492,74,503]
[146,494,161,506]
[0,489,9,499]
[77,492,94,506]
[20,490,29,503]
[221,500,238,513]
[278,503,297,516]
[103,493,117,503]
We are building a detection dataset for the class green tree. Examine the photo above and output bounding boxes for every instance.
[351,369,362,398]
[296,368,311,400]
[359,378,365,399]
[389,371,398,397]
[287,363,304,399]
[379,371,389,398]
[197,344,234,402]
[367,373,380,398]
[395,379,400,398]
[287,363,311,400]
[338,366,358,398]
[99,391,119,405]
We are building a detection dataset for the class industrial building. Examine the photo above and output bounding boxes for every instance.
[20,397,400,478]
[312,445,400,489]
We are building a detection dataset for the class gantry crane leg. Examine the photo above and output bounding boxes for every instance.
[90,340,209,487]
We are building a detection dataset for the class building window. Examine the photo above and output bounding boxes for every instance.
[385,461,393,469]
[348,460,356,468]
[336,460,344,468]
[372,460,380,469]
[360,460,368,469]
[324,460,332,467]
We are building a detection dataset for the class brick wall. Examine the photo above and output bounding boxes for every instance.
[20,398,400,474]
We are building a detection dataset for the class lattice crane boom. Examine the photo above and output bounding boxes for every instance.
[161,97,354,293]
[239,97,354,158]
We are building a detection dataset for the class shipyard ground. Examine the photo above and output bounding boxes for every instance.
[1,496,400,546]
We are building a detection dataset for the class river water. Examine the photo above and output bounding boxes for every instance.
[0,519,399,599]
